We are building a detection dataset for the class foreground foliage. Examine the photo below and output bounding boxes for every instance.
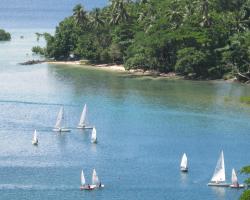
[0,29,11,41]
[33,0,250,79]
[240,166,250,200]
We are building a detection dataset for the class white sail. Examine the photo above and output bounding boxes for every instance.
[231,168,238,185]
[81,170,86,186]
[33,130,37,141]
[91,127,97,143]
[55,107,64,128]
[211,151,226,182]
[78,104,87,127]
[92,169,99,185]
[32,129,38,145]
[180,153,188,169]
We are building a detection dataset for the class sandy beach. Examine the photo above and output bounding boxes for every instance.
[47,61,126,72]
[46,61,183,79]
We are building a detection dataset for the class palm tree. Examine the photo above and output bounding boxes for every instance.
[137,2,156,32]
[233,4,250,33]
[200,0,211,27]
[73,4,88,26]
[109,0,130,25]
[90,8,105,28]
[165,1,185,29]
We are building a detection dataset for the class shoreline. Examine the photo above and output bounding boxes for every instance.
[46,61,184,79]
[45,60,240,83]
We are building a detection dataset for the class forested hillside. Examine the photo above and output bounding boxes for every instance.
[33,0,250,79]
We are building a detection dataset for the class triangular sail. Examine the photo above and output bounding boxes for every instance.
[92,169,99,185]
[55,107,64,128]
[81,170,86,186]
[91,127,97,143]
[78,104,87,127]
[231,168,238,185]
[180,153,188,168]
[33,129,37,141]
[211,151,226,182]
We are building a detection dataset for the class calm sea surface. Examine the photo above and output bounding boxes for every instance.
[0,1,250,200]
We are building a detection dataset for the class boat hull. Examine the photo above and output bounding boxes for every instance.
[80,185,96,190]
[32,141,38,145]
[230,184,245,188]
[180,167,188,172]
[91,140,97,144]
[91,184,104,188]
[77,126,93,129]
[207,182,230,187]
[52,128,71,132]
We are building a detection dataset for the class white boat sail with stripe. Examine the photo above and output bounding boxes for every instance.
[91,169,104,188]
[208,151,229,187]
[77,104,92,129]
[180,153,188,172]
[91,127,97,143]
[230,168,244,188]
[53,106,70,132]
[32,129,38,145]
[80,170,95,190]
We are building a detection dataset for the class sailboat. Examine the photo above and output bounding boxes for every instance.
[207,151,229,187]
[80,170,96,190]
[77,104,92,129]
[180,153,188,172]
[230,168,244,188]
[32,129,38,145]
[52,106,70,132]
[90,169,104,188]
[91,127,97,144]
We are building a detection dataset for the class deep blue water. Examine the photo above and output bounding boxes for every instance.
[0,2,250,200]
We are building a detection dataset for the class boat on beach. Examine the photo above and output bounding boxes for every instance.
[207,151,230,187]
[77,104,92,129]
[91,127,97,143]
[230,168,245,188]
[52,106,71,132]
[32,129,38,145]
[91,169,104,188]
[80,170,96,190]
[180,153,188,172]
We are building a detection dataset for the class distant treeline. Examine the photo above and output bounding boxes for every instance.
[0,29,11,41]
[32,0,250,79]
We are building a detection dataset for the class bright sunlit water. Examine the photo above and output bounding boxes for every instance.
[0,1,250,200]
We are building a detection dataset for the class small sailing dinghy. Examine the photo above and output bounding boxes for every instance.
[91,127,97,144]
[91,169,104,188]
[180,153,188,172]
[32,129,38,145]
[77,104,92,129]
[230,168,244,188]
[207,151,229,187]
[52,106,70,132]
[80,170,96,190]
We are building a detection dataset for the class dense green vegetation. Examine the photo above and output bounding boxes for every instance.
[33,0,250,79]
[240,166,250,200]
[0,29,11,41]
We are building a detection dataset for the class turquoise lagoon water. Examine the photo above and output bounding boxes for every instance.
[0,2,250,200]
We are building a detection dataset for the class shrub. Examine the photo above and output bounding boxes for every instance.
[175,47,209,77]
[0,29,11,41]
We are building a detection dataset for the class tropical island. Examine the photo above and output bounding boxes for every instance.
[32,0,250,81]
[0,29,11,41]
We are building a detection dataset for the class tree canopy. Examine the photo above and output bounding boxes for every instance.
[240,166,250,200]
[0,29,11,41]
[33,0,250,79]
